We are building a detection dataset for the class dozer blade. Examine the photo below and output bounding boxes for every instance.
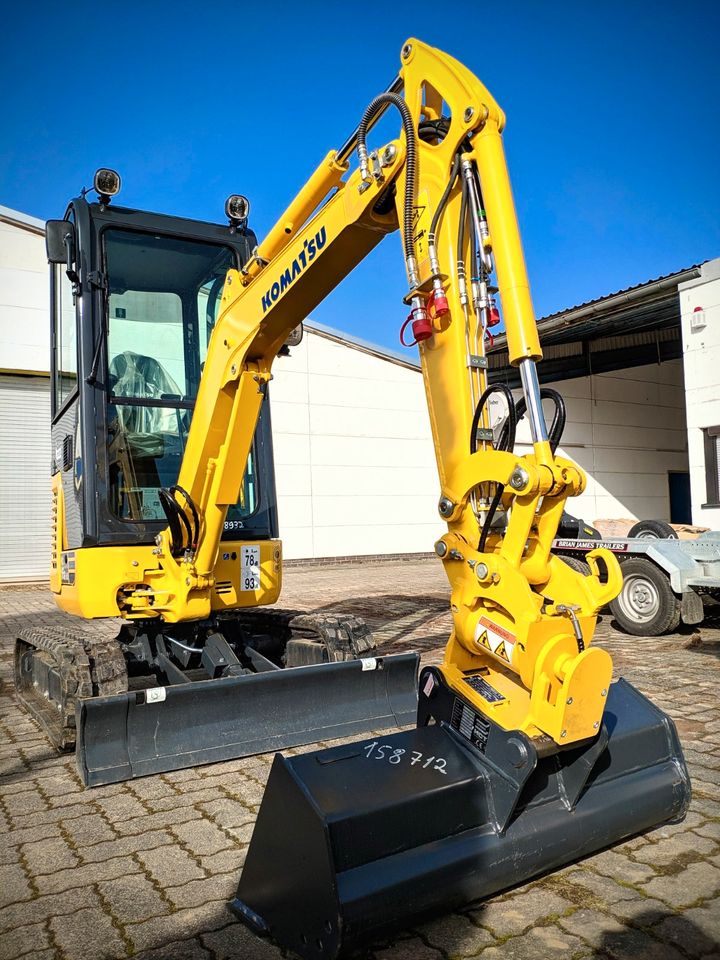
[231,677,690,960]
[76,652,418,787]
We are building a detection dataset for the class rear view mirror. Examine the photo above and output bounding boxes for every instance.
[284,324,303,348]
[46,219,75,264]
[46,219,78,284]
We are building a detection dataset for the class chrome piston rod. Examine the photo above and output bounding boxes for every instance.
[519,358,550,444]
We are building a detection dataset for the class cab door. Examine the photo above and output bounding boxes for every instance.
[49,212,84,573]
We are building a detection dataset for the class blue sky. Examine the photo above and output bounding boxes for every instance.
[2,1,718,349]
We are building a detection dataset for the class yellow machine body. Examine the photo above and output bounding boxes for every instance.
[50,474,282,619]
[73,37,622,749]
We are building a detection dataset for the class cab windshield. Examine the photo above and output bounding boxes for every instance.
[103,228,258,524]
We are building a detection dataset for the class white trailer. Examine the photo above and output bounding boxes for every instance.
[552,533,720,636]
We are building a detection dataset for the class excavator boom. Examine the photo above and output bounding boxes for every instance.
[226,38,690,957]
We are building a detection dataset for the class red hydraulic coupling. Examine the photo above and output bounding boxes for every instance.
[400,305,432,347]
[428,287,449,319]
[487,296,501,327]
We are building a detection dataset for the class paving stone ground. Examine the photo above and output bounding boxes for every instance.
[1,557,719,960]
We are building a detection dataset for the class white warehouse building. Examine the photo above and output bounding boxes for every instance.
[0,202,718,581]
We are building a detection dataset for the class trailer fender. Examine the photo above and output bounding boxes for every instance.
[644,542,700,594]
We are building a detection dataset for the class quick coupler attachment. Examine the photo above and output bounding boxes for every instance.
[232,670,690,959]
[76,652,418,787]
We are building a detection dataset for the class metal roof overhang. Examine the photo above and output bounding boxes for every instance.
[488,265,702,386]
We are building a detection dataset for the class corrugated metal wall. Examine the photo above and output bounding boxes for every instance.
[0,376,51,580]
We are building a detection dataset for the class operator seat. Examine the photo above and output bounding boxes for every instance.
[109,350,183,439]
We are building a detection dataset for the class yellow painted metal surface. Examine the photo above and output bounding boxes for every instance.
[54,540,282,620]
[64,37,623,747]
[49,473,64,595]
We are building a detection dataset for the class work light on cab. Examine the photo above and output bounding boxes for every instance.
[226,194,250,226]
[93,168,121,203]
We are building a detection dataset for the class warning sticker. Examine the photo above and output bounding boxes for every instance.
[475,616,516,665]
[412,190,430,263]
[145,687,167,704]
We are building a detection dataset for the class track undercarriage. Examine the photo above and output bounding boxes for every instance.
[14,611,418,785]
[15,626,127,751]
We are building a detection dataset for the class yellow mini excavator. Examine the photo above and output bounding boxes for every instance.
[219,39,690,958]
[17,34,689,949]
[16,182,419,786]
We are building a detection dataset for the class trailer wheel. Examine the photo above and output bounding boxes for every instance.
[610,558,681,636]
[560,556,591,576]
[627,519,678,540]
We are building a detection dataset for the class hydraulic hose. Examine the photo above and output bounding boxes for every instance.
[429,152,461,245]
[418,116,451,144]
[500,387,567,455]
[479,484,505,554]
[159,485,201,556]
[479,388,568,555]
[172,485,200,548]
[470,384,518,554]
[159,488,192,557]
[357,93,417,266]
[470,384,517,455]
[457,170,469,267]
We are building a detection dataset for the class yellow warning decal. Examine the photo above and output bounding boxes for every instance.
[412,189,431,267]
[475,617,516,664]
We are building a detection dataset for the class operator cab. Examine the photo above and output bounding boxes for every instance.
[46,170,279,551]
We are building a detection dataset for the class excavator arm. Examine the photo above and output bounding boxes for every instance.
[167,40,687,959]
[131,37,622,750]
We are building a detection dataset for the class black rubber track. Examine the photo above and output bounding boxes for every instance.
[14,626,128,751]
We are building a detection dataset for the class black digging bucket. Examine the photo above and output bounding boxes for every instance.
[231,676,690,959]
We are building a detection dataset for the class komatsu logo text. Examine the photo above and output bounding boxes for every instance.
[261,227,327,313]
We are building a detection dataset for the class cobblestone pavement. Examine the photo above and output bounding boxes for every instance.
[1,558,719,960]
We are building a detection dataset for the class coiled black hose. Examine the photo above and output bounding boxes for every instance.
[497,387,567,455]
[159,488,192,557]
[418,117,451,144]
[357,94,417,265]
[172,485,200,547]
[470,384,518,554]
[470,383,518,455]
[159,485,200,557]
